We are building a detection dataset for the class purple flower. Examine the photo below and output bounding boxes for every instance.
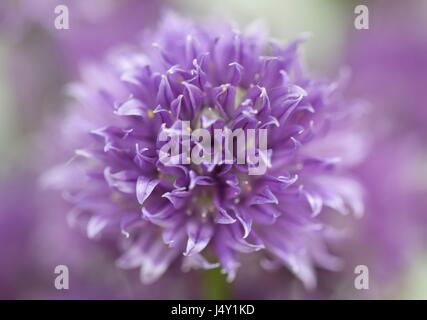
[46,14,365,289]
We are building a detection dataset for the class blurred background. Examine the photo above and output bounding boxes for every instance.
[0,0,426,299]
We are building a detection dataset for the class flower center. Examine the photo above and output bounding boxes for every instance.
[187,187,216,222]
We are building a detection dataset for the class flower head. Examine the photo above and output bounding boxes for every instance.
[47,14,364,289]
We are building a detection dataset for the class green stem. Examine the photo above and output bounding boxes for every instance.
[202,268,231,300]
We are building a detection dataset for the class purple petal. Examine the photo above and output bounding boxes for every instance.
[183,222,213,256]
[248,186,278,206]
[115,97,148,117]
[215,207,237,224]
[136,176,160,205]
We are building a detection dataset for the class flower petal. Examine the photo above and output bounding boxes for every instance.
[136,176,160,205]
[183,221,214,256]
